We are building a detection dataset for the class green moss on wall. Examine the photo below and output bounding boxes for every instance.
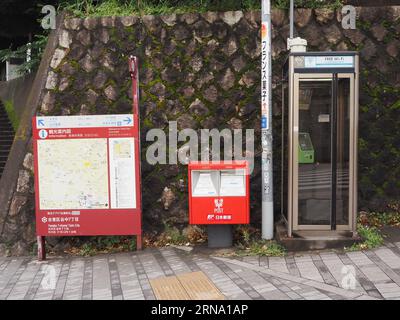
[4,100,19,131]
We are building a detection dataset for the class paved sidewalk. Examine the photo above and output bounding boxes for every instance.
[1,242,400,300]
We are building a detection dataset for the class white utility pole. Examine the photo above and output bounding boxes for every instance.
[261,0,273,239]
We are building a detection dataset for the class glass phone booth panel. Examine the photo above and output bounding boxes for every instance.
[282,52,359,237]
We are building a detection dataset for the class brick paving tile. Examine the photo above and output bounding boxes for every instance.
[3,246,400,300]
[7,260,41,300]
[81,258,93,300]
[62,258,85,300]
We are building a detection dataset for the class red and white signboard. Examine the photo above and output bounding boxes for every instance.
[32,114,142,252]
[188,161,250,225]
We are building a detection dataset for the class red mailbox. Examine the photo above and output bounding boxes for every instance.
[188,161,250,225]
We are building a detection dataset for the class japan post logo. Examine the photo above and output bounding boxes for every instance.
[214,199,223,214]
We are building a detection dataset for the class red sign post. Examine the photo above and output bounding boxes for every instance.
[188,161,250,225]
[33,57,142,260]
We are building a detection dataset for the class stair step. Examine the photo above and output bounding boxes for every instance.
[0,101,15,180]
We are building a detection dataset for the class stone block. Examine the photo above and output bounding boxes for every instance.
[220,11,243,26]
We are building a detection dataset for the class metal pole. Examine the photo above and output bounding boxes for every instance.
[37,236,46,261]
[129,56,143,250]
[290,0,294,39]
[261,0,273,240]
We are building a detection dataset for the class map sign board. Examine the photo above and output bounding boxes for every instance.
[32,114,142,239]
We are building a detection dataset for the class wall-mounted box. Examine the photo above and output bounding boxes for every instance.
[188,161,250,225]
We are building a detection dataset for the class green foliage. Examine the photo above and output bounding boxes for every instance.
[358,210,400,228]
[274,0,343,9]
[234,225,285,256]
[30,242,38,257]
[163,224,187,245]
[358,77,400,209]
[58,0,344,17]
[67,236,137,256]
[79,243,96,256]
[0,34,48,76]
[236,239,286,256]
[347,224,384,251]
[3,100,19,131]
[59,0,133,17]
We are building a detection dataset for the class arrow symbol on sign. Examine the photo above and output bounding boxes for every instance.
[38,119,45,126]
[123,117,132,125]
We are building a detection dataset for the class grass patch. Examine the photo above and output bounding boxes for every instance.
[236,239,286,257]
[347,224,384,252]
[345,209,400,251]
[64,236,137,256]
[233,225,286,256]
[163,224,188,245]
[274,0,343,9]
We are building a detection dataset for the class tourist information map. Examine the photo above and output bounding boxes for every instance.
[32,114,142,237]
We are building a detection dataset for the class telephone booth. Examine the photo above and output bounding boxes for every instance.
[281,52,359,239]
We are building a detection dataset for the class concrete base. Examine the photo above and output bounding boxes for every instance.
[275,221,361,251]
[207,225,233,248]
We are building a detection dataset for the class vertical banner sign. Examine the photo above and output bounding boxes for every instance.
[261,0,274,239]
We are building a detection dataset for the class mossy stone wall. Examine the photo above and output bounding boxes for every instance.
[1,7,399,255]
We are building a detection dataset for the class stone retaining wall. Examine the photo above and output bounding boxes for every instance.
[1,7,399,255]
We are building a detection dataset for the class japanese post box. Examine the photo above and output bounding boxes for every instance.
[188,161,250,224]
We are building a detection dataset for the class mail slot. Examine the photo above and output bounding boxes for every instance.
[188,161,250,225]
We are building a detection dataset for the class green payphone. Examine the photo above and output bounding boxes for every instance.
[298,132,314,164]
